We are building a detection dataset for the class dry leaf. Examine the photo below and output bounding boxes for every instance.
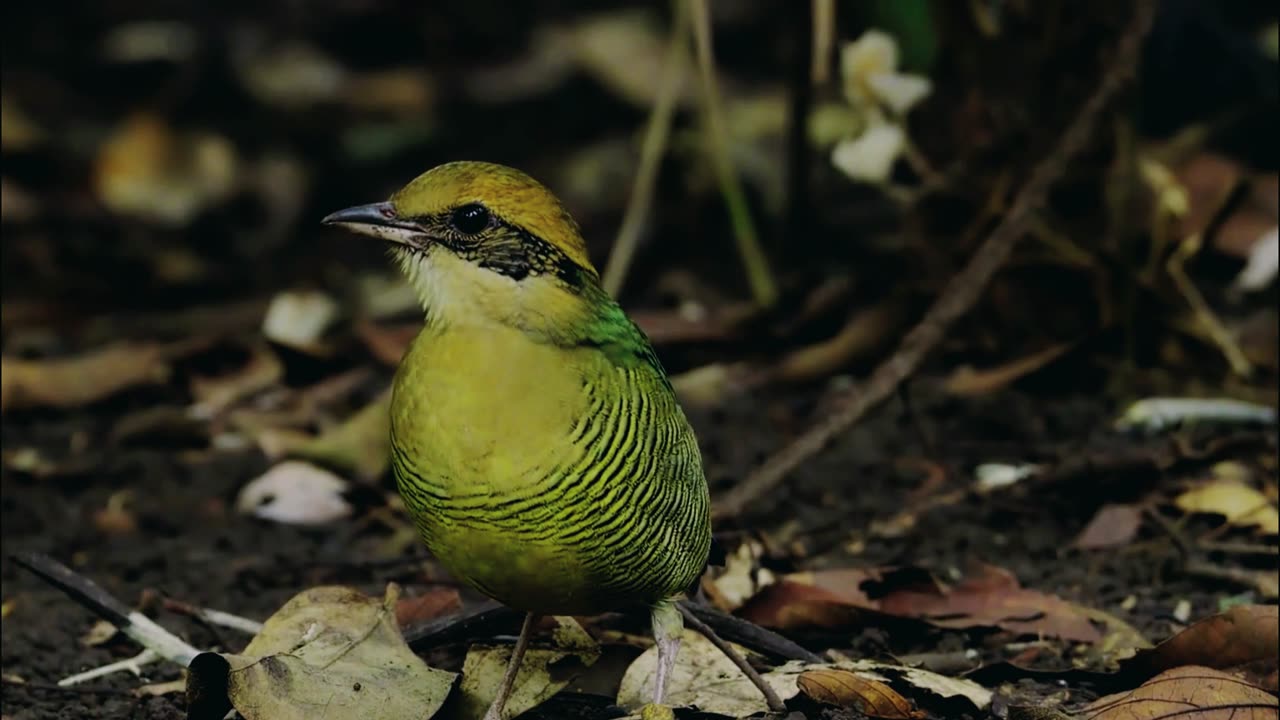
[394,588,461,628]
[704,539,775,613]
[1126,605,1279,685]
[1073,504,1145,550]
[93,112,238,226]
[797,669,924,718]
[736,567,892,630]
[449,616,599,720]
[1,343,170,413]
[236,461,352,525]
[617,631,991,718]
[186,584,455,720]
[943,344,1072,396]
[739,565,1148,648]
[262,290,340,354]
[288,389,392,481]
[1083,665,1277,719]
[878,565,1147,646]
[1175,479,1279,535]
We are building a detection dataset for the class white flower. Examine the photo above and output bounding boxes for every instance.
[831,123,905,184]
[841,29,932,116]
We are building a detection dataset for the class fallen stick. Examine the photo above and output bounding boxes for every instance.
[11,552,201,684]
[713,0,1158,520]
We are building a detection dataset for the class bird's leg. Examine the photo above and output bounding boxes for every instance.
[482,611,539,720]
[649,599,683,706]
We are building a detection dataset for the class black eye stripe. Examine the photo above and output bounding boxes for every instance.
[450,203,491,235]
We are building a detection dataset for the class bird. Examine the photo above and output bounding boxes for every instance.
[323,161,712,720]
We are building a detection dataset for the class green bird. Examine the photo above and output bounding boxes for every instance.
[324,161,712,719]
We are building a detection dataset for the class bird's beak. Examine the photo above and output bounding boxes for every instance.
[322,202,425,248]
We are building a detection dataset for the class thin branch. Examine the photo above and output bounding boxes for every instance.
[11,553,201,669]
[688,0,779,308]
[714,1,1158,520]
[678,602,786,712]
[601,0,690,298]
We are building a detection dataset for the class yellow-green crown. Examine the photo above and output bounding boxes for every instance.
[390,161,594,273]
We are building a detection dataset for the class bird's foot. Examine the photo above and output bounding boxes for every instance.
[639,702,676,720]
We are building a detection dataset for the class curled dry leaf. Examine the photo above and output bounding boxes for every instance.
[186,584,455,720]
[1083,665,1277,719]
[1175,479,1279,535]
[452,616,599,720]
[797,668,925,718]
[236,461,352,526]
[1125,605,1278,687]
[1,342,170,413]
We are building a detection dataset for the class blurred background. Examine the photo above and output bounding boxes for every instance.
[2,1,1277,718]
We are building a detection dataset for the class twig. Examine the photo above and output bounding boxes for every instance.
[601,0,689,298]
[11,553,201,673]
[161,597,264,635]
[59,649,161,687]
[402,598,822,666]
[681,601,822,663]
[1165,233,1253,377]
[688,0,779,308]
[713,1,1158,520]
[677,603,787,712]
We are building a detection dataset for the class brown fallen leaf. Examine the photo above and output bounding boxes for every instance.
[1072,504,1145,550]
[736,567,899,630]
[878,565,1147,646]
[1,342,171,413]
[943,343,1073,396]
[797,668,925,718]
[1125,605,1279,688]
[1083,665,1277,719]
[394,588,461,628]
[738,565,1147,647]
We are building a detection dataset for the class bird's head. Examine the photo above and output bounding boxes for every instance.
[324,161,601,332]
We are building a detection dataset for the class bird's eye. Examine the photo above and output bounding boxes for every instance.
[450,203,491,235]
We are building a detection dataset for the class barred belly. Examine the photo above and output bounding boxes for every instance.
[389,324,710,616]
